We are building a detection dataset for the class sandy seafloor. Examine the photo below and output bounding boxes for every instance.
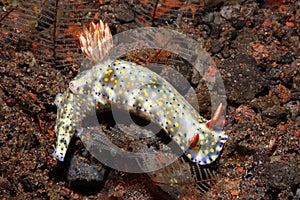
[0,0,299,199]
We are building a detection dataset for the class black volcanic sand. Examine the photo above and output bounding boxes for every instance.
[0,0,299,199]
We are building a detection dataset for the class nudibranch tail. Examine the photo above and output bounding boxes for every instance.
[184,103,228,165]
[53,91,97,161]
[79,20,113,63]
[52,133,72,161]
[53,92,77,161]
[185,128,228,165]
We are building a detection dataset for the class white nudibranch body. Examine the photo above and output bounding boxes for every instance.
[53,20,228,164]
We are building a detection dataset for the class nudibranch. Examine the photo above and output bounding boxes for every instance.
[52,90,100,161]
[53,20,228,164]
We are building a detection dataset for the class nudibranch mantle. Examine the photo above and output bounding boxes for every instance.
[53,20,228,164]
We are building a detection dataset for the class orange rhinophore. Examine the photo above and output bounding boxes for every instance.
[189,133,200,148]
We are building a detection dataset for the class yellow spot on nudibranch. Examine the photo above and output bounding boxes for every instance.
[211,155,217,161]
[106,69,113,75]
[143,90,149,97]
[221,139,227,143]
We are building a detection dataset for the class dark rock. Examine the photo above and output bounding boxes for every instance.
[286,101,300,120]
[221,48,231,58]
[278,59,300,87]
[261,161,300,190]
[241,2,258,19]
[249,95,280,111]
[230,27,256,58]
[279,52,295,64]
[231,17,246,29]
[211,39,223,54]
[261,106,288,126]
[202,12,215,23]
[272,20,286,39]
[200,23,212,36]
[220,4,241,20]
[115,3,134,23]
[210,23,222,37]
[67,155,107,184]
[230,29,238,40]
[222,54,266,104]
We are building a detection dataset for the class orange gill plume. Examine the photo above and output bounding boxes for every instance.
[78,20,113,63]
